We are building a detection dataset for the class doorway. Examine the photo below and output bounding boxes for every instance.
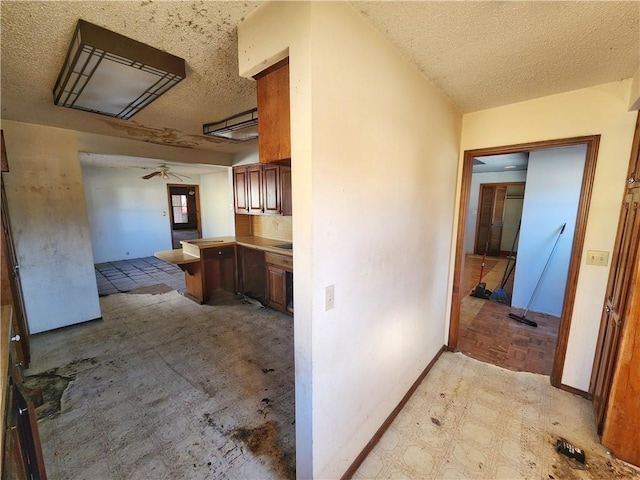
[449,136,600,389]
[167,184,201,249]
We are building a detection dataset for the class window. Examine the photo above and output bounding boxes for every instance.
[171,194,188,223]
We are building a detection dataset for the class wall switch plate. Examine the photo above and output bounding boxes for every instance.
[325,285,335,311]
[586,250,609,266]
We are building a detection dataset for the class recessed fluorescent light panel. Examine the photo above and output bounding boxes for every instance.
[53,19,186,119]
[203,109,258,142]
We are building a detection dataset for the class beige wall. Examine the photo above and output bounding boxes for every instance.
[1,120,101,332]
[458,80,637,391]
[241,3,462,478]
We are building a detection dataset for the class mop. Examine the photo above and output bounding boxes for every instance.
[508,223,566,327]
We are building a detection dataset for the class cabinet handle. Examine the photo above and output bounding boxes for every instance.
[18,407,27,415]
[628,176,638,184]
[11,334,20,342]
[605,305,612,314]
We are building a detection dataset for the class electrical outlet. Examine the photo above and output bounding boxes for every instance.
[325,285,335,311]
[586,250,609,266]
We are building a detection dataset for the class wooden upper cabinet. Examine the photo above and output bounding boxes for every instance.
[233,167,249,214]
[232,164,292,216]
[262,164,281,215]
[256,59,291,163]
[246,164,264,215]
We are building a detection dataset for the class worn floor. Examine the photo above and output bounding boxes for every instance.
[94,256,186,296]
[354,352,640,480]
[27,288,295,480]
[459,254,560,375]
[29,258,638,479]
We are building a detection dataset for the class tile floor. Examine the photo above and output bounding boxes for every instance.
[354,352,640,480]
[94,256,185,296]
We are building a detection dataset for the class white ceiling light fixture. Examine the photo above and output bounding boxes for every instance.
[53,19,186,120]
[202,108,258,142]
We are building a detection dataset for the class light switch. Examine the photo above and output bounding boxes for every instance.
[586,250,609,266]
[325,285,335,311]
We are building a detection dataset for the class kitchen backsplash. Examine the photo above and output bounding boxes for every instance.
[234,214,292,241]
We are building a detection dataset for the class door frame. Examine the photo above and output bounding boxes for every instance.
[449,135,600,390]
[166,184,202,247]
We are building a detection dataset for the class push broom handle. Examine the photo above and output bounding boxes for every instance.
[523,223,566,316]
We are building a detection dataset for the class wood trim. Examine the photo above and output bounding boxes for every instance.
[253,57,289,80]
[550,136,600,387]
[341,345,446,480]
[560,382,592,400]
[449,136,601,387]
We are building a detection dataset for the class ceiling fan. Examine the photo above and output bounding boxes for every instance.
[141,164,191,182]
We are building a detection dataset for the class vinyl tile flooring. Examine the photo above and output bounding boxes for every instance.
[94,256,185,296]
[458,255,560,375]
[353,352,640,480]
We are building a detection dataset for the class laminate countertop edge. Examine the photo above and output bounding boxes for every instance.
[155,236,293,266]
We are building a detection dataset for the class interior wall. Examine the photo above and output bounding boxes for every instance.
[459,80,637,391]
[81,164,194,263]
[241,3,462,478]
[0,120,101,333]
[199,170,235,238]
[464,170,527,254]
[511,145,586,316]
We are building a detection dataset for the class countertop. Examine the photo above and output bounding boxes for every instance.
[235,236,293,257]
[155,235,292,266]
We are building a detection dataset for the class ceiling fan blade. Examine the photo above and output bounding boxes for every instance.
[142,171,161,179]
[170,172,191,181]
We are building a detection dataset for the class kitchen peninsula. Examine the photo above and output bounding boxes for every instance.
[155,235,293,311]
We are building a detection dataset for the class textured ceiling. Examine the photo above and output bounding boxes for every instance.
[1,1,639,159]
[353,1,639,112]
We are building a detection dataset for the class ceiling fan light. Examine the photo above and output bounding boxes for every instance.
[53,19,186,120]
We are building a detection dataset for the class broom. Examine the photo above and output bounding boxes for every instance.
[508,223,566,327]
[489,220,520,304]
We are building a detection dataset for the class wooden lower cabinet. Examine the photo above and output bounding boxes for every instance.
[182,246,236,304]
[2,306,47,480]
[237,247,266,302]
[264,252,293,314]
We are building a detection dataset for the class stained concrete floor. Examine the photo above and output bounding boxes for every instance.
[27,288,295,479]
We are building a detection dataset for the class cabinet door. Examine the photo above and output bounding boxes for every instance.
[233,167,249,214]
[262,164,281,215]
[247,165,263,215]
[256,60,291,163]
[266,264,287,311]
[281,166,292,216]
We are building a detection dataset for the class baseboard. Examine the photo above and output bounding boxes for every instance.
[341,345,446,480]
[560,382,592,400]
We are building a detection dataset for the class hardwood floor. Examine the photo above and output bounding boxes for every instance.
[458,254,560,375]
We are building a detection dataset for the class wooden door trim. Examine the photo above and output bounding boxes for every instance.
[166,184,202,244]
[449,135,601,389]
